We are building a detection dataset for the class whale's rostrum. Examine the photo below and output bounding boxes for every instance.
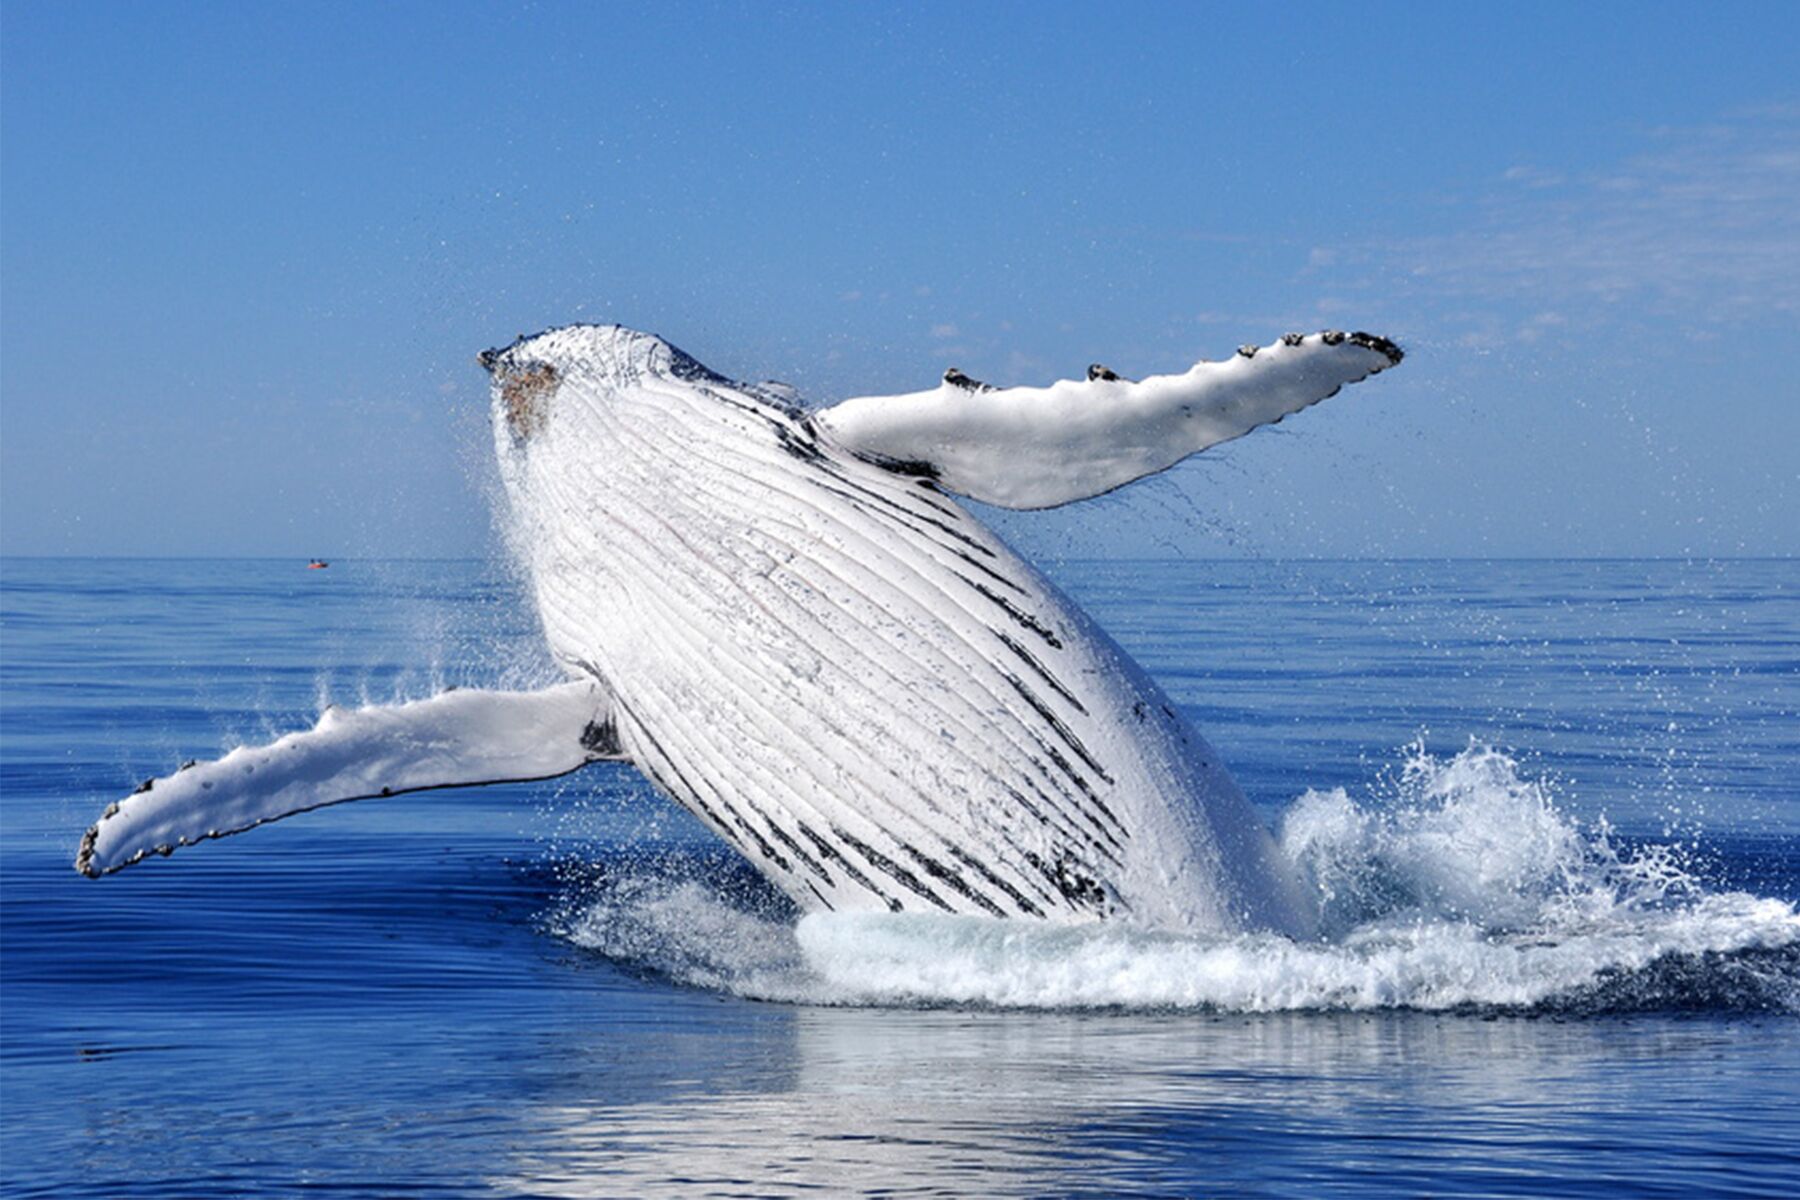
[77,324,1402,937]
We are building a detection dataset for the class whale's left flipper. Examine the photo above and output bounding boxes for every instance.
[816,331,1402,509]
[76,680,623,877]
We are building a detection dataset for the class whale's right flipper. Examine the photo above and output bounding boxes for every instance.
[816,330,1403,509]
[76,680,624,877]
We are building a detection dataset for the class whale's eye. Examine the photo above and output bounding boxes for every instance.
[500,362,559,439]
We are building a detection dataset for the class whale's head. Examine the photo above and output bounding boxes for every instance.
[482,325,620,446]
[479,323,745,453]
[476,323,787,667]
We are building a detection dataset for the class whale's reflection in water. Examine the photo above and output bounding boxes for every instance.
[499,1001,1796,1197]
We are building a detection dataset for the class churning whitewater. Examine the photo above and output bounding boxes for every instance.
[551,744,1800,1013]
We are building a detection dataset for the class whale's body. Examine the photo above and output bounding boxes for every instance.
[78,323,1403,939]
[494,327,1307,931]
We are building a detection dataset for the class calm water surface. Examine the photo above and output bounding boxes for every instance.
[3,557,1796,1197]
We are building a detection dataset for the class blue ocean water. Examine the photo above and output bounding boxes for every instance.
[3,556,1797,1197]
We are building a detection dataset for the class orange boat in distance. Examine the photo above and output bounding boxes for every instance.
[307,560,329,570]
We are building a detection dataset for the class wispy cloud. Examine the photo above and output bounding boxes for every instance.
[1324,108,1800,342]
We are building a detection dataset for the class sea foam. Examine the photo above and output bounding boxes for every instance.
[552,744,1799,1013]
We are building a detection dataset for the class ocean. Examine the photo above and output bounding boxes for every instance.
[2,556,1796,1197]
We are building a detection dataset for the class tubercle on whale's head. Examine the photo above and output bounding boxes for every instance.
[478,336,563,444]
[491,358,560,441]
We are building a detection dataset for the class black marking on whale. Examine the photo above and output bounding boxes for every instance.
[962,577,1064,649]
[944,842,1048,918]
[993,631,1087,714]
[1025,849,1115,915]
[999,671,1113,786]
[795,821,898,911]
[831,824,953,913]
[899,842,1008,917]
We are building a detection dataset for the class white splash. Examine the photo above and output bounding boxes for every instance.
[552,744,1800,1013]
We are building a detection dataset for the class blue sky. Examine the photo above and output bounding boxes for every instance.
[3,2,1795,558]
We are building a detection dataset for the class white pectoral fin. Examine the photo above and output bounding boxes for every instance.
[76,680,625,877]
[815,331,1403,509]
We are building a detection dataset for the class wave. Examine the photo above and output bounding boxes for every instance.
[548,744,1800,1013]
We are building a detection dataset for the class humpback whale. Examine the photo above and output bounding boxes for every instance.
[76,324,1402,937]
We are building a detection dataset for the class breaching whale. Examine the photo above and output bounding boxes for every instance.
[76,324,1402,937]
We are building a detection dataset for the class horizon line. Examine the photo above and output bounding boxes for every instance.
[4,553,1796,565]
